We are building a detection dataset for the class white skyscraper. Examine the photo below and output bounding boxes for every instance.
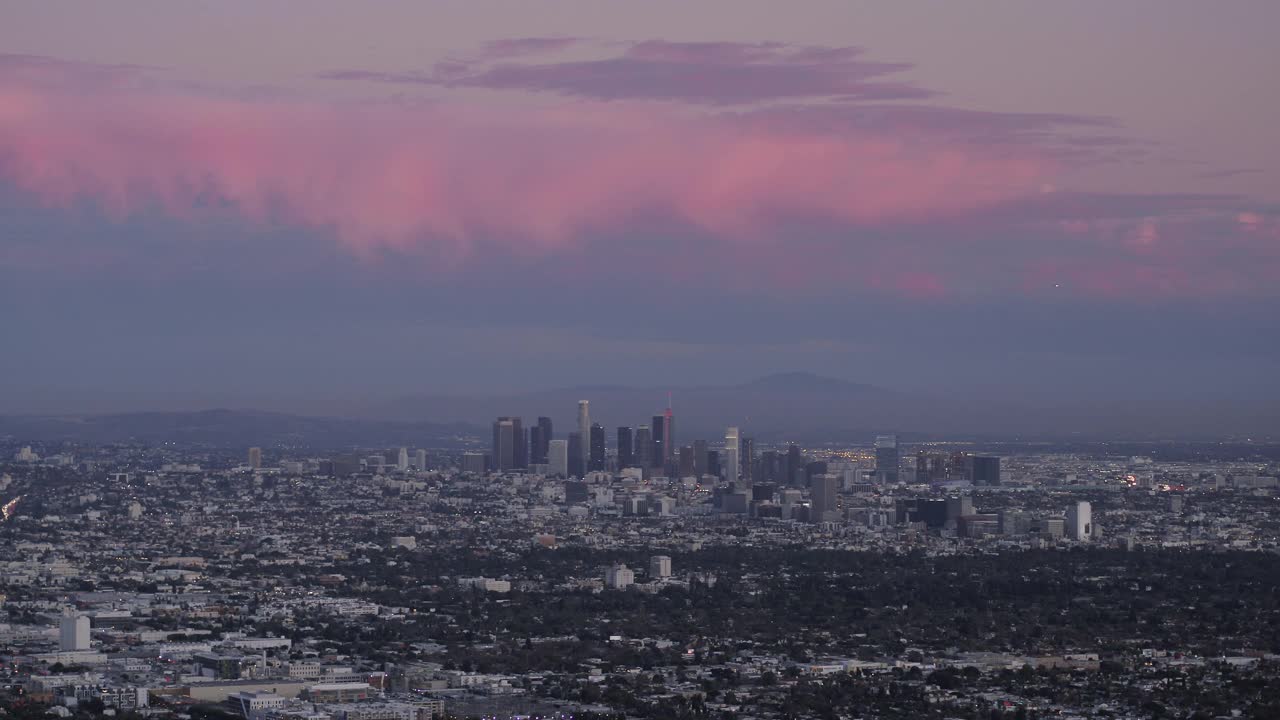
[577,400,591,469]
[396,447,409,472]
[1067,501,1092,541]
[723,427,740,481]
[548,439,569,477]
[60,613,90,652]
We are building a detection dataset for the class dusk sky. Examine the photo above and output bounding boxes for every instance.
[2,2,1278,425]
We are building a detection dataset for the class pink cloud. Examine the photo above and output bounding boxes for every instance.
[0,56,1052,267]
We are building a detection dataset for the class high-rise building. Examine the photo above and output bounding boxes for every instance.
[396,447,409,472]
[678,445,694,478]
[739,437,755,484]
[248,447,262,470]
[492,417,525,472]
[875,435,899,483]
[969,455,1001,486]
[567,432,584,478]
[634,426,653,470]
[723,427,740,481]
[589,423,606,471]
[786,444,802,486]
[533,417,553,464]
[529,425,544,467]
[60,612,90,652]
[693,440,709,477]
[577,400,591,471]
[414,449,427,471]
[810,473,837,523]
[548,439,569,477]
[649,555,672,579]
[461,452,488,474]
[616,426,634,468]
[1067,501,1092,541]
[650,415,665,469]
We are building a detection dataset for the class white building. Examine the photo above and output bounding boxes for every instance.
[605,564,634,590]
[1067,501,1092,541]
[577,400,591,470]
[723,427,740,482]
[548,439,569,477]
[396,448,409,472]
[60,613,90,652]
[649,555,672,579]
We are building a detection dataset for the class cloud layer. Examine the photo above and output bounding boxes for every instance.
[0,44,1276,299]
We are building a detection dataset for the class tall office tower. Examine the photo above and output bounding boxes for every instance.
[529,425,543,467]
[651,414,667,470]
[548,439,569,477]
[810,473,837,523]
[493,417,526,471]
[678,445,695,478]
[634,425,653,470]
[248,447,262,470]
[739,437,755,484]
[758,450,778,482]
[534,417,553,464]
[786,444,802,486]
[461,452,488,474]
[663,398,675,465]
[396,447,409,472]
[567,432,584,478]
[577,400,591,470]
[1067,501,1092,541]
[723,427,740,481]
[875,434,899,483]
[616,426,635,468]
[414,449,427,471]
[589,423,606,471]
[693,439,709,477]
[60,612,90,652]
[706,450,721,478]
[969,455,1001,486]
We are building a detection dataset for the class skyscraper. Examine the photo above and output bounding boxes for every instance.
[577,401,591,470]
[875,434,899,483]
[693,439,709,477]
[589,423,606,471]
[678,445,694,478]
[810,473,837,523]
[634,425,653,470]
[1067,501,1092,541]
[248,447,262,470]
[651,413,669,470]
[529,425,544,467]
[414,449,427,471]
[548,439,568,477]
[567,432,584,478]
[723,427,740,481]
[396,447,409,472]
[739,437,755,484]
[617,426,634,468]
[786,444,802,486]
[534,416,553,464]
[492,418,518,472]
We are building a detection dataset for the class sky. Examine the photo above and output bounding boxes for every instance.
[1,1,1278,428]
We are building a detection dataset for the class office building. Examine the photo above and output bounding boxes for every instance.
[1067,501,1092,541]
[533,416,553,464]
[396,447,409,472]
[589,423,606,471]
[491,417,525,472]
[723,427,740,481]
[810,473,837,523]
[577,400,591,471]
[651,414,668,470]
[414,449,427,471]
[739,437,755,484]
[60,613,90,652]
[634,426,653,470]
[693,439,709,477]
[248,447,262,470]
[567,432,584,478]
[461,453,487,474]
[678,445,694,478]
[548,439,568,477]
[605,564,634,590]
[969,455,1001,486]
[616,426,634,468]
[649,555,672,579]
[875,435,898,483]
[786,444,802,486]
